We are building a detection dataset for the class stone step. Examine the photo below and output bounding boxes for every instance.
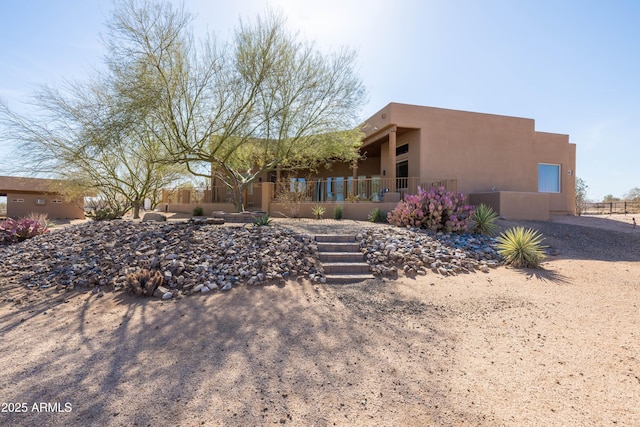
[317,242,360,252]
[315,234,356,243]
[319,252,365,263]
[324,274,375,284]
[322,262,370,274]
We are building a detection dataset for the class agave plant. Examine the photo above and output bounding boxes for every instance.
[496,227,547,268]
[472,203,499,235]
[311,204,325,219]
[254,214,272,226]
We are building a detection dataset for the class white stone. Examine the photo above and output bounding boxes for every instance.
[162,292,173,300]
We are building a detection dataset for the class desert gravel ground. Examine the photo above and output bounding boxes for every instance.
[0,214,639,426]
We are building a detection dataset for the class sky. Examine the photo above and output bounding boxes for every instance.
[1,0,639,201]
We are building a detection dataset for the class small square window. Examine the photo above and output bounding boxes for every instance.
[538,164,560,193]
[35,198,46,205]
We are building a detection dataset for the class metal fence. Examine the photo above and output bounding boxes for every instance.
[275,177,457,203]
[582,201,640,215]
[162,183,263,208]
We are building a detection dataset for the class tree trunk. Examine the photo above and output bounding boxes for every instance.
[133,201,141,219]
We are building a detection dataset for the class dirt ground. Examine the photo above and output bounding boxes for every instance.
[0,214,639,426]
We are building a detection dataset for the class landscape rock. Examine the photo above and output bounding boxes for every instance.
[141,212,167,222]
[0,219,503,301]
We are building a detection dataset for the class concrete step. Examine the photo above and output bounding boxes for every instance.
[319,252,365,263]
[324,274,375,284]
[322,262,370,274]
[315,234,355,243]
[317,242,360,252]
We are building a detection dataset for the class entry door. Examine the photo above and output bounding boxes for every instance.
[396,160,409,189]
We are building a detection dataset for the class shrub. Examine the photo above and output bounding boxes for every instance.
[27,211,52,228]
[334,205,343,220]
[387,187,474,232]
[496,227,547,268]
[311,205,325,219]
[125,269,164,296]
[254,214,272,226]
[368,207,387,223]
[193,206,204,216]
[472,203,499,235]
[86,207,123,221]
[0,218,49,244]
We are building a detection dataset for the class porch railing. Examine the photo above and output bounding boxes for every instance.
[275,177,457,203]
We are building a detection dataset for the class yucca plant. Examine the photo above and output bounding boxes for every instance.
[496,227,547,268]
[311,205,325,219]
[472,203,499,235]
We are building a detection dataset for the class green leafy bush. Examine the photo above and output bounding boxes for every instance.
[387,187,473,232]
[334,205,343,220]
[0,217,49,244]
[86,207,123,221]
[496,227,547,268]
[254,214,272,226]
[311,205,325,219]
[472,203,499,235]
[193,206,204,216]
[368,207,387,223]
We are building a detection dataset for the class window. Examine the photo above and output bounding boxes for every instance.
[395,144,409,156]
[538,163,560,193]
[35,198,46,205]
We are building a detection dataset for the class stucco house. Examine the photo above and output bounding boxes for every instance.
[0,176,85,219]
[301,102,576,220]
[165,102,577,221]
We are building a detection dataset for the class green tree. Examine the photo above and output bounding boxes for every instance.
[0,62,185,219]
[105,1,366,211]
[623,187,640,201]
[575,177,589,216]
[602,194,620,202]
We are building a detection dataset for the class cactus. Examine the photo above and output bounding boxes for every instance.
[125,269,164,296]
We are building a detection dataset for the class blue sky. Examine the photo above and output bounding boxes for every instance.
[1,0,639,201]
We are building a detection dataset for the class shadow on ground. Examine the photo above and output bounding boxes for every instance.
[0,279,490,426]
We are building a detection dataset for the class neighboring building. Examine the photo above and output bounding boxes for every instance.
[0,176,85,219]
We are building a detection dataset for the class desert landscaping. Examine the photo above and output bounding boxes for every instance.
[1,214,639,426]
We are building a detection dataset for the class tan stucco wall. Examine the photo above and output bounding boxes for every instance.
[469,192,550,221]
[269,202,397,221]
[6,192,84,219]
[363,103,577,217]
[165,203,236,215]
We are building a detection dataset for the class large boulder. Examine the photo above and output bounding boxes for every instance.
[142,212,167,222]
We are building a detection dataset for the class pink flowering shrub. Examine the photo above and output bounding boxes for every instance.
[387,187,475,232]
[0,218,49,244]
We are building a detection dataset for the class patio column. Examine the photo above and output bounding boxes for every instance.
[388,129,396,192]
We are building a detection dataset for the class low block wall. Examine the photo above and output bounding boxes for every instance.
[163,203,236,215]
[269,202,398,221]
[469,192,550,221]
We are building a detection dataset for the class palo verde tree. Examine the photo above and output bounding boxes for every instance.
[0,4,187,219]
[105,1,367,211]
